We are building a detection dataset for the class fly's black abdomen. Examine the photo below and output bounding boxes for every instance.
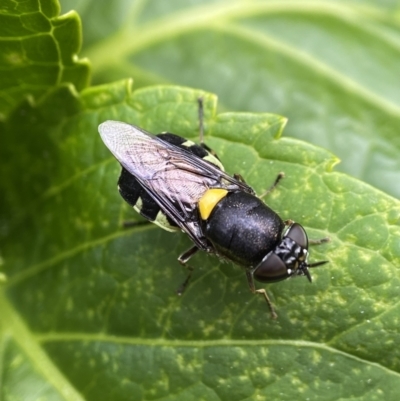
[118,167,178,228]
[118,167,143,207]
[202,191,285,267]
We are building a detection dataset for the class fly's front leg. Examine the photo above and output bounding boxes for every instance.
[259,172,285,199]
[309,237,330,245]
[245,270,278,319]
[176,245,199,295]
[308,237,330,267]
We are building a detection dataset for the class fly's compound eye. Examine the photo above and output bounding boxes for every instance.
[253,252,291,283]
[253,222,311,283]
[285,222,308,249]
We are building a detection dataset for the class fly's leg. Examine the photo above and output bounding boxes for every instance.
[309,237,330,245]
[197,97,223,163]
[198,97,205,144]
[308,237,330,267]
[259,172,285,199]
[176,245,199,295]
[122,220,151,228]
[246,270,278,319]
[233,173,248,184]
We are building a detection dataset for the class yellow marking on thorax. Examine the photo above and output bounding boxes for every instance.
[198,188,228,220]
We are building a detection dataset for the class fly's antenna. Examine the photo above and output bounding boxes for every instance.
[305,260,329,282]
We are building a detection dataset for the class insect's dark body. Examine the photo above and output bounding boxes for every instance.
[99,118,328,317]
[116,131,284,267]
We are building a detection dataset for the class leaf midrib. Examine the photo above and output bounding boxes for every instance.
[33,331,400,379]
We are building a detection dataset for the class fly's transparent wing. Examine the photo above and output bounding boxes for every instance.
[99,120,252,248]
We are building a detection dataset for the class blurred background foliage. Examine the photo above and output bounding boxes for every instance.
[62,0,400,199]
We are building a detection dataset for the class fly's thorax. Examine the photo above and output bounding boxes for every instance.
[200,190,285,267]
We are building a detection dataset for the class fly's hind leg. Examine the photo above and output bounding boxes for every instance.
[233,173,248,184]
[122,220,151,228]
[198,97,205,144]
[246,270,278,319]
[176,245,199,295]
[197,97,223,163]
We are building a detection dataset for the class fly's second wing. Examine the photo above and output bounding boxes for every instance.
[99,120,252,249]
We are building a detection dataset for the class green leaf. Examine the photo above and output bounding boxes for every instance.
[2,1,400,400]
[1,82,400,401]
[0,0,90,120]
[62,0,400,198]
